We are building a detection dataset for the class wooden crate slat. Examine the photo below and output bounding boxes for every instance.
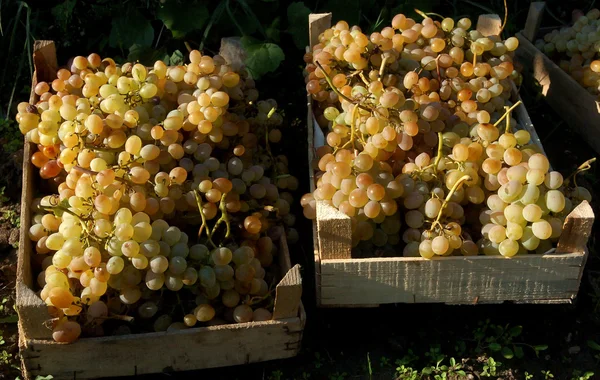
[22,317,304,379]
[320,253,585,305]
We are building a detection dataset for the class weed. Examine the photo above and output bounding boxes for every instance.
[474,319,547,359]
[541,369,555,379]
[268,370,283,380]
[3,209,20,228]
[301,372,311,380]
[525,372,534,380]
[395,365,419,380]
[380,355,391,368]
[314,352,324,369]
[0,187,8,206]
[571,370,595,380]
[481,357,501,377]
[328,372,347,380]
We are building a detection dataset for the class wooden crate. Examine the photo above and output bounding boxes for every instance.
[17,41,305,380]
[307,14,595,307]
[515,1,600,154]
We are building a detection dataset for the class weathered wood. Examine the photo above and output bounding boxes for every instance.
[17,41,58,341]
[556,201,594,253]
[21,316,304,380]
[515,31,600,154]
[523,2,546,41]
[476,14,502,36]
[320,253,586,306]
[19,40,305,379]
[309,13,332,48]
[316,201,352,260]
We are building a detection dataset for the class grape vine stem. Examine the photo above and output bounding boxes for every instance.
[493,100,522,128]
[565,157,597,188]
[72,166,137,187]
[194,190,216,249]
[315,61,371,113]
[429,175,471,232]
[210,192,231,240]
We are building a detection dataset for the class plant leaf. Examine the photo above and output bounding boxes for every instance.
[286,2,311,49]
[128,45,168,66]
[266,17,281,42]
[240,36,284,79]
[534,345,548,352]
[509,325,522,337]
[51,0,77,32]
[489,343,502,352]
[502,346,514,359]
[587,340,600,351]
[170,50,185,66]
[157,1,209,39]
[514,346,525,359]
[109,9,154,49]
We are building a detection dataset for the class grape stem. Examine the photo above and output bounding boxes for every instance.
[193,190,216,249]
[210,192,231,239]
[429,175,471,232]
[418,132,444,174]
[504,106,511,133]
[358,71,370,86]
[315,61,371,113]
[493,100,522,128]
[378,56,389,79]
[565,157,597,188]
[336,103,360,153]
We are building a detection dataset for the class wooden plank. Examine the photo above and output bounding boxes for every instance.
[316,201,352,260]
[319,253,586,305]
[523,2,546,41]
[309,13,332,48]
[556,200,594,253]
[21,317,304,380]
[515,31,600,154]
[17,41,58,341]
[273,265,302,319]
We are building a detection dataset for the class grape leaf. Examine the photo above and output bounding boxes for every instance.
[157,1,209,39]
[266,17,281,42]
[109,10,154,49]
[128,45,168,66]
[240,37,284,79]
[508,325,522,337]
[51,0,77,32]
[287,2,311,49]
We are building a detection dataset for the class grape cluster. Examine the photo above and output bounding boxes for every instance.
[536,8,600,94]
[302,14,590,259]
[18,50,298,342]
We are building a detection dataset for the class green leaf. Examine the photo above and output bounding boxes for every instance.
[587,340,600,351]
[35,376,54,380]
[286,2,311,49]
[109,9,154,49]
[157,1,209,39]
[514,346,525,359]
[489,343,502,352]
[422,367,433,375]
[534,345,549,352]
[170,50,185,66]
[502,346,514,359]
[240,37,284,79]
[266,17,281,42]
[509,325,522,337]
[0,314,18,324]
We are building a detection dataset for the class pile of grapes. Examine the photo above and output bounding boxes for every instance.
[302,14,592,259]
[536,8,600,94]
[17,50,299,342]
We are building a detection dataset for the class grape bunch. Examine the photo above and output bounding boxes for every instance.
[18,50,299,343]
[536,8,600,94]
[302,13,591,259]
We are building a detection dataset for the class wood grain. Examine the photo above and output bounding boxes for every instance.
[309,13,332,48]
[523,2,546,41]
[320,253,586,306]
[21,317,304,379]
[515,31,600,154]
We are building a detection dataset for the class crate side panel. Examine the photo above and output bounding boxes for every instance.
[319,254,585,305]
